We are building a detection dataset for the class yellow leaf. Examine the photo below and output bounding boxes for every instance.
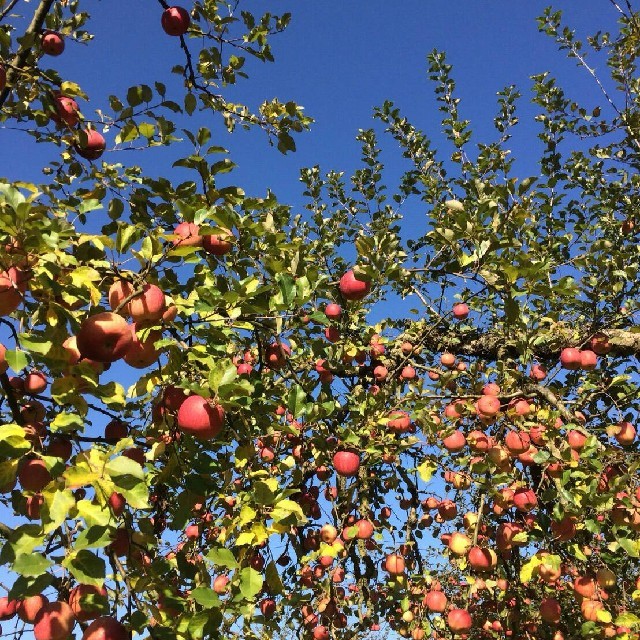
[235,531,255,546]
[417,459,437,483]
[519,555,542,584]
[251,523,270,545]
[238,505,257,526]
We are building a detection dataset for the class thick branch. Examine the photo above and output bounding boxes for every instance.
[0,0,55,108]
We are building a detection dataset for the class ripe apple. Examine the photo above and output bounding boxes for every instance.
[580,349,598,370]
[442,430,466,452]
[76,312,133,363]
[452,302,469,319]
[123,326,161,369]
[202,229,234,255]
[25,493,44,519]
[355,519,374,539]
[108,492,126,518]
[69,584,109,622]
[325,303,341,319]
[104,419,128,443]
[440,352,456,368]
[567,430,587,450]
[383,553,405,575]
[333,450,360,477]
[127,284,165,323]
[423,590,447,612]
[177,395,225,440]
[0,267,27,315]
[447,608,472,633]
[213,575,230,594]
[161,6,190,36]
[540,597,561,623]
[529,363,547,381]
[312,626,329,640]
[173,222,202,247]
[613,420,636,446]
[82,616,128,640]
[513,487,537,512]
[590,332,612,355]
[0,597,17,620]
[33,601,75,640]
[41,31,64,55]
[18,594,49,622]
[18,458,51,492]
[477,394,501,417]
[560,347,582,370]
[75,129,106,160]
[580,599,604,622]
[24,370,47,394]
[448,532,472,556]
[265,341,291,369]
[373,365,388,382]
[339,269,371,301]
[504,430,531,455]
[467,546,497,571]
[52,95,79,127]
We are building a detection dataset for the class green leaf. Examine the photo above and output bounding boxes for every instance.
[104,456,149,509]
[50,412,84,433]
[265,560,284,595]
[5,349,28,372]
[253,479,278,505]
[190,586,221,609]
[238,567,263,600]
[62,550,106,586]
[0,424,31,457]
[12,553,52,577]
[206,547,238,569]
[74,525,112,550]
[43,490,76,530]
[287,384,308,418]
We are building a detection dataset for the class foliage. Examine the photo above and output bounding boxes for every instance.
[0,2,639,640]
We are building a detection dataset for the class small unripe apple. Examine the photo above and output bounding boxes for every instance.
[41,31,64,56]
[161,6,190,36]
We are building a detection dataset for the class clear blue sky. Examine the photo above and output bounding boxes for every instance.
[0,1,620,203]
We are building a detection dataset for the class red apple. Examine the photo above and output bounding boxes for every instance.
[0,267,26,315]
[442,430,466,452]
[560,347,582,370]
[18,458,51,492]
[202,229,234,255]
[383,553,405,575]
[339,269,371,301]
[440,352,456,368]
[17,594,49,622]
[477,394,500,417]
[33,601,75,640]
[26,493,44,519]
[590,332,612,355]
[265,342,291,369]
[614,421,636,446]
[467,546,497,571]
[104,419,128,443]
[41,31,64,56]
[213,575,229,594]
[540,597,561,623]
[75,129,106,160]
[529,364,547,381]
[325,303,341,319]
[108,492,126,517]
[447,609,472,633]
[76,312,133,363]
[504,430,531,455]
[173,222,201,247]
[68,585,108,622]
[177,395,225,440]
[0,597,17,620]
[423,590,447,612]
[24,370,47,394]
[580,349,598,370]
[161,6,190,36]
[333,451,360,477]
[52,95,79,127]
[123,326,161,369]
[82,616,128,640]
[513,487,537,512]
[452,302,469,319]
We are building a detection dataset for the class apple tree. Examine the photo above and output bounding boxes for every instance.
[0,1,639,640]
